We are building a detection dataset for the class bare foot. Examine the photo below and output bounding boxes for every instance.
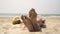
[21,15,35,32]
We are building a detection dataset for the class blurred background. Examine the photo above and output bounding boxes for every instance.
[0,0,60,16]
[0,0,60,34]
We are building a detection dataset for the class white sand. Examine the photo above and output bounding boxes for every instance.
[0,17,60,34]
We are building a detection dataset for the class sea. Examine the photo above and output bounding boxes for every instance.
[0,13,60,18]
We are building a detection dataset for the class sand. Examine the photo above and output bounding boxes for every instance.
[0,16,60,34]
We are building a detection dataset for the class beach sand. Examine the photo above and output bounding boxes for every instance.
[0,17,60,34]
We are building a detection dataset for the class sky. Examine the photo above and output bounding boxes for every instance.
[0,0,60,14]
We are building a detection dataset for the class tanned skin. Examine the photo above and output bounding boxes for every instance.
[29,8,41,31]
[21,15,35,32]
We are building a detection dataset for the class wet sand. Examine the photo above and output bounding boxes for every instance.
[0,17,60,34]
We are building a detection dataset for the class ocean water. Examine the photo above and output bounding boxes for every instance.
[38,14,60,18]
[0,13,60,18]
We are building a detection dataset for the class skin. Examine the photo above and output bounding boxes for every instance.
[21,15,35,32]
[29,8,41,31]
